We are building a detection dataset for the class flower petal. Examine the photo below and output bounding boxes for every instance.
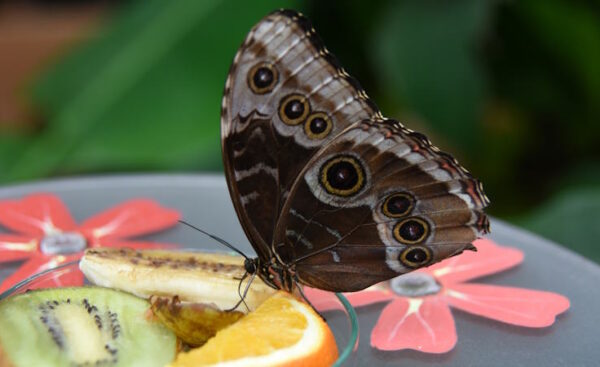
[344,288,395,308]
[304,287,344,312]
[446,284,570,327]
[94,239,179,250]
[0,254,81,293]
[41,265,84,290]
[428,238,523,284]
[79,200,180,240]
[371,296,456,353]
[0,234,38,263]
[0,194,77,236]
[305,285,396,312]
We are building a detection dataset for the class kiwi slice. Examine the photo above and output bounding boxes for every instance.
[0,287,176,367]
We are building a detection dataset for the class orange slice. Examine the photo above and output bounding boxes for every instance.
[169,291,338,367]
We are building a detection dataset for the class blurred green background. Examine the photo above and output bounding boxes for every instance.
[0,0,598,261]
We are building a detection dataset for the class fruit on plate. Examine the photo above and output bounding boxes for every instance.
[80,248,276,312]
[0,287,176,367]
[169,291,339,367]
[150,295,244,346]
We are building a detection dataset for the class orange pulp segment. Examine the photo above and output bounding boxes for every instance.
[169,291,338,367]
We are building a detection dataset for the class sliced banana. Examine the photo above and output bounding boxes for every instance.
[79,248,276,312]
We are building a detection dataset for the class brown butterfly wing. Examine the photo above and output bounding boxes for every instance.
[221,10,380,258]
[273,119,490,292]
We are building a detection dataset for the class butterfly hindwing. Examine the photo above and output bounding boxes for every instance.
[273,120,489,292]
[221,10,380,258]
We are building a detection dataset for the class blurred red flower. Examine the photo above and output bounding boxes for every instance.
[0,193,180,292]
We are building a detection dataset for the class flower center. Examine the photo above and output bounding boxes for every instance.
[40,232,87,255]
[390,272,441,297]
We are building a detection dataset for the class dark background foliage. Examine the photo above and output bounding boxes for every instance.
[0,0,598,260]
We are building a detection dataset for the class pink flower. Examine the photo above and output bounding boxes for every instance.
[0,193,180,292]
[306,238,570,354]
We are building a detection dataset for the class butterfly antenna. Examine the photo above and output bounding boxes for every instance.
[178,219,249,260]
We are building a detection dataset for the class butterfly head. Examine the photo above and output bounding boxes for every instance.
[244,257,257,274]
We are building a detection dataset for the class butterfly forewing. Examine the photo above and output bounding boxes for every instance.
[221,10,380,258]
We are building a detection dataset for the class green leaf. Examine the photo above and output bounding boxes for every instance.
[517,0,600,107]
[517,187,600,263]
[370,0,496,152]
[5,0,297,182]
[0,131,32,175]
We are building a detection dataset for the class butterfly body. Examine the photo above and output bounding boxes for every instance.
[222,10,489,293]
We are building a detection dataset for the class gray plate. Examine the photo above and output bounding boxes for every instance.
[0,174,598,366]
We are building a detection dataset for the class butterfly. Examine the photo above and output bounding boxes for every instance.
[221,9,489,294]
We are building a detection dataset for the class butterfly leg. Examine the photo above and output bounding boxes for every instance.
[293,277,326,321]
[227,270,254,312]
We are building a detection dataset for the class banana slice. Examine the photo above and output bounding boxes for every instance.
[79,248,276,312]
